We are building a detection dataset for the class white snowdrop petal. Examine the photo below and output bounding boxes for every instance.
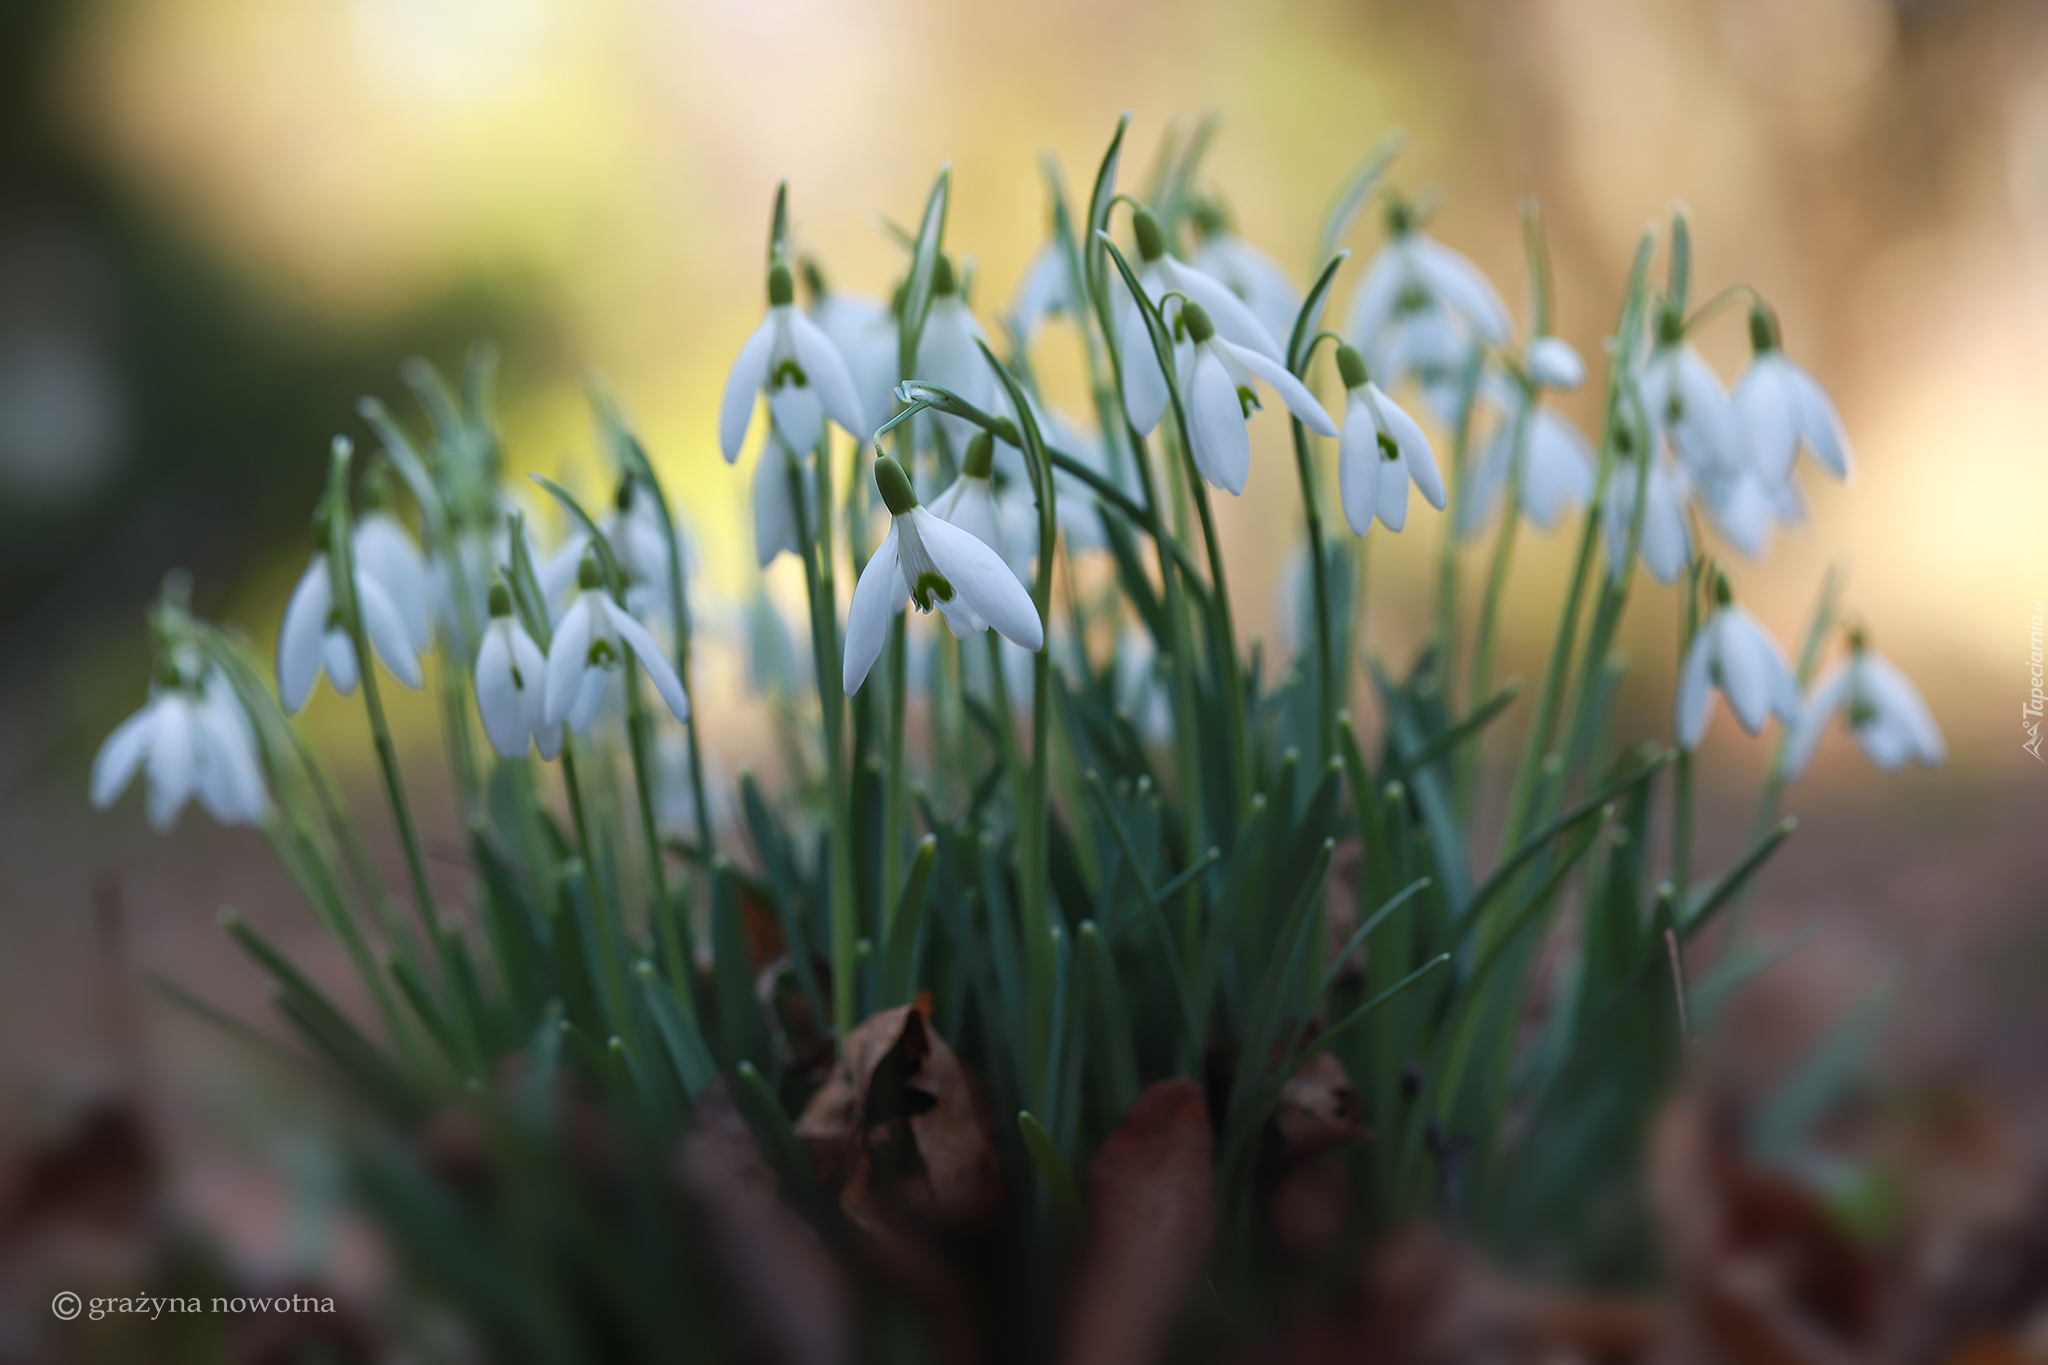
[567,668,610,732]
[1371,385,1445,510]
[1119,296,1172,435]
[719,315,776,464]
[788,307,869,440]
[752,442,804,568]
[1735,359,1800,483]
[91,706,156,810]
[323,632,360,695]
[1338,400,1383,537]
[475,626,529,759]
[1186,349,1253,496]
[354,516,432,650]
[145,698,197,831]
[1716,614,1773,735]
[1344,248,1405,351]
[843,527,909,695]
[544,595,597,727]
[1175,259,1284,361]
[278,557,333,713]
[609,601,691,723]
[1230,344,1337,436]
[1413,237,1512,341]
[1791,363,1853,480]
[1526,336,1585,390]
[915,510,1043,652]
[357,573,424,689]
[1864,655,1945,765]
[1376,450,1412,531]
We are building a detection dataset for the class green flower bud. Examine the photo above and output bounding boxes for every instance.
[962,431,994,479]
[1748,304,1780,354]
[1181,301,1216,344]
[874,455,918,515]
[768,261,794,307]
[577,553,605,591]
[487,581,513,617]
[1336,343,1370,390]
[1132,207,1167,263]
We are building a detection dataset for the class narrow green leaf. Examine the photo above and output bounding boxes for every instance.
[878,834,938,1007]
[1018,1111,1083,1225]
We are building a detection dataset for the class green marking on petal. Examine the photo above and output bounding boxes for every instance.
[910,571,955,612]
[771,359,810,390]
[1235,385,1259,418]
[1377,432,1400,461]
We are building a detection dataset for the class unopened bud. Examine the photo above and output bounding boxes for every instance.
[1132,207,1167,263]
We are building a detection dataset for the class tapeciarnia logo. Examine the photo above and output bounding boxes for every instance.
[2027,600,2045,762]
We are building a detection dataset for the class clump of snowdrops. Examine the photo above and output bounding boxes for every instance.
[92,115,1942,1362]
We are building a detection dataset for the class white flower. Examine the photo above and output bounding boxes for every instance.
[1190,205,1302,351]
[719,260,868,461]
[1698,464,1783,560]
[1365,298,1474,425]
[1333,343,1443,535]
[806,265,900,443]
[92,663,265,830]
[1177,301,1336,497]
[277,549,423,713]
[842,455,1044,695]
[1674,580,1800,748]
[474,583,559,760]
[913,255,997,455]
[352,510,432,651]
[1601,454,1693,585]
[1461,405,1594,538]
[1117,206,1286,436]
[1781,633,1943,779]
[1638,314,1741,483]
[1345,205,1511,360]
[1733,307,1852,484]
[751,429,815,568]
[543,556,692,734]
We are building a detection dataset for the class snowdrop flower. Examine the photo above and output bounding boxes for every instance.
[1698,464,1783,560]
[544,555,692,734]
[1601,442,1693,586]
[842,455,1043,695]
[277,547,424,713]
[1638,310,1741,483]
[805,262,899,443]
[1118,206,1286,436]
[352,507,431,651]
[474,582,559,760]
[1780,629,1943,778]
[720,260,868,461]
[92,660,266,830]
[1675,575,1800,748]
[1460,336,1592,538]
[1733,306,1853,484]
[1190,201,1302,350]
[913,254,1000,456]
[1345,198,1511,361]
[1178,302,1336,497]
[751,429,815,568]
[1334,343,1444,535]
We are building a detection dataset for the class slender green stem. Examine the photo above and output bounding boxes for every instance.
[1433,345,1487,708]
[1460,398,1532,811]
[560,741,631,1030]
[1671,561,1704,910]
[881,615,909,922]
[1288,413,1336,762]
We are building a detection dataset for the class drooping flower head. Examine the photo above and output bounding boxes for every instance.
[720,259,868,462]
[1733,304,1853,485]
[1118,205,1286,436]
[1675,571,1800,748]
[1638,304,1741,486]
[1460,334,1592,539]
[842,454,1043,695]
[1601,425,1694,586]
[1781,626,1943,779]
[277,530,424,714]
[804,258,899,445]
[543,554,691,735]
[1346,195,1511,416]
[913,254,998,456]
[92,649,266,831]
[474,581,559,761]
[1176,302,1336,497]
[930,430,1026,581]
[1334,342,1443,535]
